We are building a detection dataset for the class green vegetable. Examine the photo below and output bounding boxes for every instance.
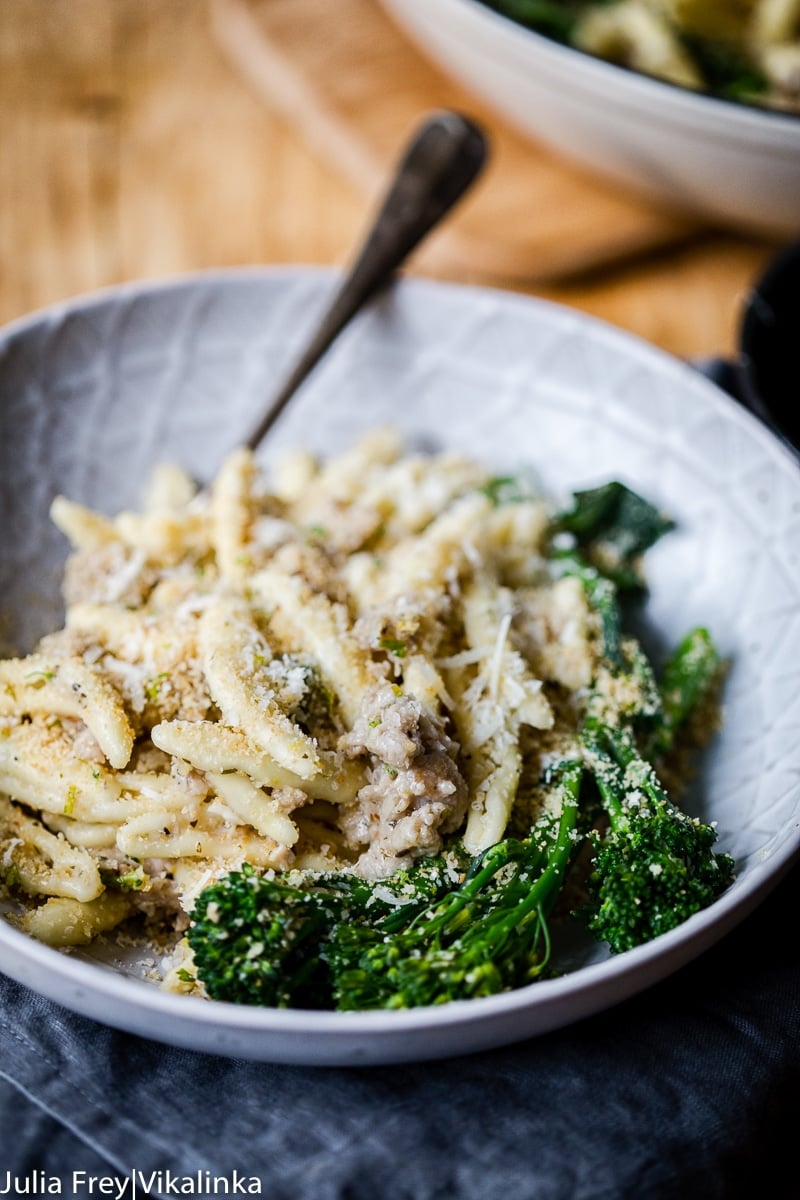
[549,481,674,675]
[580,720,734,954]
[100,865,147,892]
[479,474,538,507]
[186,854,471,1008]
[681,35,768,101]
[555,552,623,665]
[648,627,720,758]
[573,575,733,954]
[557,481,674,589]
[144,672,169,701]
[481,0,577,42]
[186,866,355,1007]
[379,637,407,658]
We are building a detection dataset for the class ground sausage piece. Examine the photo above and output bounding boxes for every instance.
[339,682,468,879]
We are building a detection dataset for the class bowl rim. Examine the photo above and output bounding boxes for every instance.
[393,0,800,137]
[1,265,799,1057]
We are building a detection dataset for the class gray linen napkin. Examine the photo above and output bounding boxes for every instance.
[1,863,798,1200]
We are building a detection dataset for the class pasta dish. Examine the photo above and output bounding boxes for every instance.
[482,0,800,112]
[0,429,733,1009]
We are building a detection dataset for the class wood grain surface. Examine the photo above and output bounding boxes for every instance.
[0,0,779,359]
[211,0,702,281]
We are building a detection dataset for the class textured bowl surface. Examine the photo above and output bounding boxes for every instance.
[1,268,799,1064]
[379,0,800,237]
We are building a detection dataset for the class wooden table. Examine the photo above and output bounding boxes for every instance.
[0,0,780,361]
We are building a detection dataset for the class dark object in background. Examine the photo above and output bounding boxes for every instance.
[700,238,800,457]
[740,238,800,454]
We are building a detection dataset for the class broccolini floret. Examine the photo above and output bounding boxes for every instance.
[580,720,734,954]
[187,851,472,1007]
[186,867,351,1008]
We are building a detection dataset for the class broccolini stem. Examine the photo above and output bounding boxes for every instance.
[605,725,670,801]
[388,760,583,951]
[473,769,583,951]
[586,720,680,831]
[379,839,533,938]
[649,627,720,758]
[555,553,622,666]
[583,720,629,828]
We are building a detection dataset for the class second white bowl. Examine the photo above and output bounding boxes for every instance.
[380,0,800,238]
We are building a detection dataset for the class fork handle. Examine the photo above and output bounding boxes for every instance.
[244,110,488,452]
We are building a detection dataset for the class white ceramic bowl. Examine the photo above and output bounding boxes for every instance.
[1,268,799,1064]
[379,0,800,238]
